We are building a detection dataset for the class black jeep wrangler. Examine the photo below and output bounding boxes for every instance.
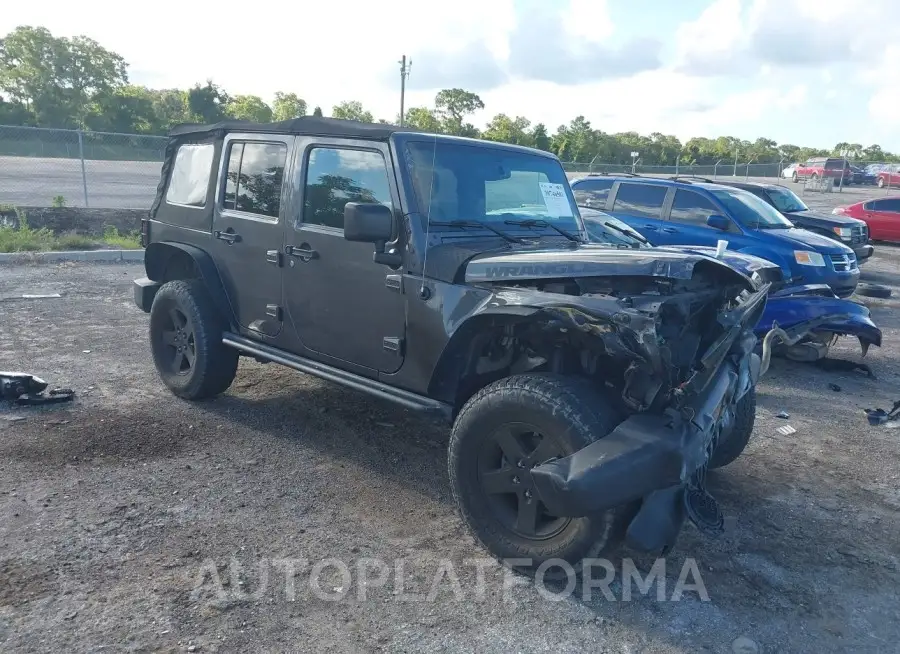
[134,116,771,572]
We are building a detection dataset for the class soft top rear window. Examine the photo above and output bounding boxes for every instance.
[166,143,214,207]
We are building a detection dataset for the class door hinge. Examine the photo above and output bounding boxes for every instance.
[383,336,403,354]
[385,274,403,293]
[266,304,283,321]
[266,250,282,266]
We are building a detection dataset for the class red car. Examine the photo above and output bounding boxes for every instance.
[876,165,900,189]
[833,195,900,242]
[793,156,853,185]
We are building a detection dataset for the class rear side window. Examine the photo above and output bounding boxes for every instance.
[612,183,667,219]
[222,142,287,219]
[573,179,614,209]
[669,190,720,226]
[873,199,900,212]
[303,148,392,230]
[165,143,214,207]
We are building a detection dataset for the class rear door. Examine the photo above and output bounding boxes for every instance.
[666,188,741,246]
[864,198,900,241]
[212,134,291,339]
[607,182,672,244]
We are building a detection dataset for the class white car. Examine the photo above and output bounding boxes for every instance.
[781,162,801,179]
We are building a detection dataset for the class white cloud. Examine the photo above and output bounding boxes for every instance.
[2,0,899,148]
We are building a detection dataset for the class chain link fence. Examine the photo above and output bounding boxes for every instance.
[2,124,898,210]
[0,125,167,209]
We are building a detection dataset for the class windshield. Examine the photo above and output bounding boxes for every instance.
[405,140,582,233]
[765,186,808,213]
[710,188,794,229]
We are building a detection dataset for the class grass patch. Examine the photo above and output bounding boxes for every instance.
[0,210,141,253]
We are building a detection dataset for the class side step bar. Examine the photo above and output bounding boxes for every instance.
[222,333,452,419]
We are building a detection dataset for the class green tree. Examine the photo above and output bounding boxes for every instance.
[531,123,550,151]
[0,26,127,128]
[151,89,190,131]
[331,100,373,122]
[85,84,157,133]
[272,92,307,121]
[483,113,532,146]
[226,94,273,122]
[434,88,484,135]
[312,105,323,117]
[402,106,441,132]
[187,80,229,123]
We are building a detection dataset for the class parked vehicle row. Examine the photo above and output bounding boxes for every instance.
[782,160,899,187]
[133,117,886,577]
[834,195,900,242]
[570,174,863,297]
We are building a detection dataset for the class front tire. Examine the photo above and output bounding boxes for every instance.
[791,172,798,182]
[448,373,629,576]
[709,388,756,469]
[149,279,238,400]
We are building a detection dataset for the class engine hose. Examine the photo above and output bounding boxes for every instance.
[759,325,802,377]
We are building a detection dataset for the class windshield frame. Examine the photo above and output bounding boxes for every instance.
[709,187,795,229]
[398,135,586,239]
[763,186,809,214]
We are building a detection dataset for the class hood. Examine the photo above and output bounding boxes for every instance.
[758,226,854,254]
[653,245,779,277]
[786,209,865,228]
[464,244,753,286]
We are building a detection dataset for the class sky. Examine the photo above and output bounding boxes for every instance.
[2,0,899,150]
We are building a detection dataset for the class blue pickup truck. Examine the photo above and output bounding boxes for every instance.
[570,175,860,298]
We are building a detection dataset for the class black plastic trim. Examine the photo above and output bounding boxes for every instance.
[222,333,451,419]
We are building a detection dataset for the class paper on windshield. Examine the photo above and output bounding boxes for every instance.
[539,183,574,217]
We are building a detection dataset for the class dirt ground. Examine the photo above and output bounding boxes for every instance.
[1,249,899,653]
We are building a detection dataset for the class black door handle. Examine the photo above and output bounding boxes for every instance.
[286,244,319,262]
[662,227,679,233]
[215,229,241,244]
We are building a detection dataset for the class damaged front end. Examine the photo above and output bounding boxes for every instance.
[464,248,779,553]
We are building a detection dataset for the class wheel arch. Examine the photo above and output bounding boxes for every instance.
[145,242,237,331]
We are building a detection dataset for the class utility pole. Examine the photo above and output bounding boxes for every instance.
[398,55,412,127]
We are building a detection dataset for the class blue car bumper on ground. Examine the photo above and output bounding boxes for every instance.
[754,284,882,355]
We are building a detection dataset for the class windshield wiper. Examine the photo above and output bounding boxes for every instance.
[430,220,525,244]
[602,220,648,244]
[503,218,581,242]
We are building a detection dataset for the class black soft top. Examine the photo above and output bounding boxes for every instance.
[168,116,413,140]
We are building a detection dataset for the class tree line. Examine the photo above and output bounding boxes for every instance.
[1,25,897,166]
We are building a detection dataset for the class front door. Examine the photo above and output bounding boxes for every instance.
[212,134,291,339]
[282,139,406,375]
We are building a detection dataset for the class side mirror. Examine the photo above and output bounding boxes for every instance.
[344,202,393,242]
[343,202,401,266]
[706,214,731,231]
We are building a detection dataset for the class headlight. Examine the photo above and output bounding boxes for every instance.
[832,226,852,240]
[794,251,826,266]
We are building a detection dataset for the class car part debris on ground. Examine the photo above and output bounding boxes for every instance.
[828,382,842,392]
[864,400,900,426]
[776,411,790,419]
[776,424,797,436]
[0,371,75,406]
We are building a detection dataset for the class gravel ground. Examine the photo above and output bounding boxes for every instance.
[1,254,899,653]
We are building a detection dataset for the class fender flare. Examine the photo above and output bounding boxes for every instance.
[144,241,237,330]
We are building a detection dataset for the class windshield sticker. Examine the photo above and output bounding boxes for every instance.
[539,183,574,217]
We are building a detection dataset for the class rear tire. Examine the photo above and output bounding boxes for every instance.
[149,279,238,400]
[448,373,631,578]
[709,388,756,469]
[791,172,798,183]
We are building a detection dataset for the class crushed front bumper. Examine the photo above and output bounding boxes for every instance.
[529,284,769,552]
